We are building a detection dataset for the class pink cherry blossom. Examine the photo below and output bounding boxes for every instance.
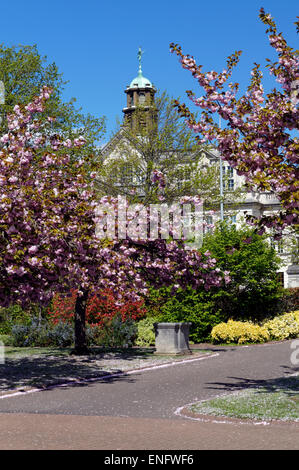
[170,9,299,238]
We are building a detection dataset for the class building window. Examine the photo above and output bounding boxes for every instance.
[223,166,234,191]
[270,238,284,254]
[139,93,146,104]
[119,164,134,186]
[224,215,237,225]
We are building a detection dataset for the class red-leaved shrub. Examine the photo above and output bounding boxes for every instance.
[48,289,146,326]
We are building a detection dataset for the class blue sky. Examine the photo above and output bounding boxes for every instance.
[0,0,298,141]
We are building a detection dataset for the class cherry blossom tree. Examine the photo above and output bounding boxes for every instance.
[0,88,230,354]
[170,9,299,239]
[0,86,105,352]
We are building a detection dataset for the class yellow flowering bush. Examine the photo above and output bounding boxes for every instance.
[211,311,299,344]
[263,311,299,340]
[211,320,270,345]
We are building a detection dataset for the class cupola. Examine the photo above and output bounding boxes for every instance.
[123,48,156,132]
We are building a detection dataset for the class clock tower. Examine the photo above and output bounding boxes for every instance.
[123,48,156,132]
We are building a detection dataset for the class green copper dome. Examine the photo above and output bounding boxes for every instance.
[129,70,153,89]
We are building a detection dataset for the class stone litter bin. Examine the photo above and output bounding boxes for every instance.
[154,322,192,355]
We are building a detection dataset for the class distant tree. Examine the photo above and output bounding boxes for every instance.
[0,43,106,160]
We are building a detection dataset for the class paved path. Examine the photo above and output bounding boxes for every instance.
[0,340,298,449]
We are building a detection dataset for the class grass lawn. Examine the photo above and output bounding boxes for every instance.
[3,346,72,358]
[188,375,299,422]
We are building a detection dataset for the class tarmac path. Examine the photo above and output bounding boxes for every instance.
[0,340,298,450]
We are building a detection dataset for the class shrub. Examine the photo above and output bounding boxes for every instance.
[263,311,299,340]
[211,320,270,345]
[95,315,137,348]
[48,289,146,327]
[0,334,13,346]
[0,304,31,334]
[85,324,102,346]
[86,290,145,325]
[211,311,299,345]
[149,286,225,343]
[47,290,145,349]
[11,318,74,347]
[46,322,74,347]
[48,290,77,324]
[201,222,283,322]
[135,317,157,347]
[277,288,299,314]
[11,324,32,347]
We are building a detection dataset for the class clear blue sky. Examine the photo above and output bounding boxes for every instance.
[0,0,298,141]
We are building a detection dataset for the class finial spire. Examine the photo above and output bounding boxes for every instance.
[137,47,144,77]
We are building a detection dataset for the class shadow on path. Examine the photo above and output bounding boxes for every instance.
[0,353,138,392]
[204,366,299,398]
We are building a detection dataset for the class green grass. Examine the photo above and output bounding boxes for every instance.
[3,346,72,358]
[189,375,299,422]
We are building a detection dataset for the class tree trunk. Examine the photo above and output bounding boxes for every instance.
[72,288,89,355]
[38,304,42,327]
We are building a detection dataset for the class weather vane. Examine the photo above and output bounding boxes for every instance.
[137,47,144,75]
